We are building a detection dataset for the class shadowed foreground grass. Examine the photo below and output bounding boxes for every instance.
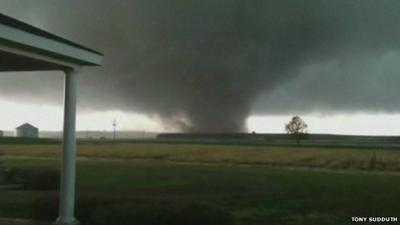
[1,157,400,225]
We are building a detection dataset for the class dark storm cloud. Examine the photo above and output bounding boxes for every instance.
[253,52,400,115]
[1,0,400,132]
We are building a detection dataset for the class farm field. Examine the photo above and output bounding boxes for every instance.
[0,143,400,225]
[2,143,400,171]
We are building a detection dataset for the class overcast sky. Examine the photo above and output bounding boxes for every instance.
[1,0,400,134]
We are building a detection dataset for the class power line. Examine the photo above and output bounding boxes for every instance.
[112,119,117,141]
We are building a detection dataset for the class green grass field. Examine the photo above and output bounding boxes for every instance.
[1,143,400,224]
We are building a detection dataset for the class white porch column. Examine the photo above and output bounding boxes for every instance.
[56,68,80,225]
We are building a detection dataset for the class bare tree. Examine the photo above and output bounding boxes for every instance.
[285,116,308,146]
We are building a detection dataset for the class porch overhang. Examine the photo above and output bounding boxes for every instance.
[0,13,102,71]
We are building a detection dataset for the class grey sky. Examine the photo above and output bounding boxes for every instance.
[1,0,400,132]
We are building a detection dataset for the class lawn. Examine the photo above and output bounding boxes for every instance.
[0,143,400,224]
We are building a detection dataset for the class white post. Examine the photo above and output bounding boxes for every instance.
[56,68,80,225]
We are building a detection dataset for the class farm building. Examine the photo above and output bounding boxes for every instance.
[16,123,39,138]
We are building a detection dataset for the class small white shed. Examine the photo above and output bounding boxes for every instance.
[16,123,39,138]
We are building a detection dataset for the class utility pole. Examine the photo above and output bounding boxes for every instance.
[112,119,117,141]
